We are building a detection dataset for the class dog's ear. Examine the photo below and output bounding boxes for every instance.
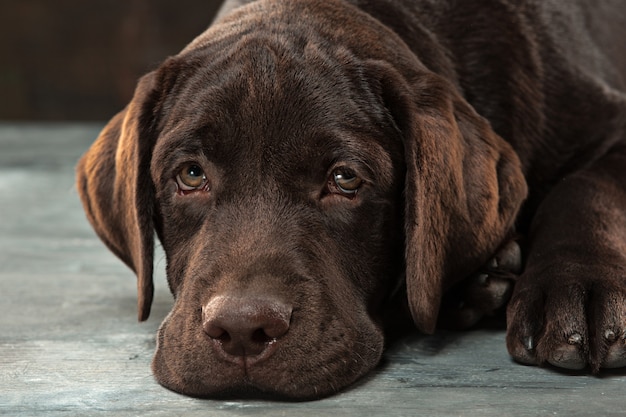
[76,72,160,321]
[371,61,527,333]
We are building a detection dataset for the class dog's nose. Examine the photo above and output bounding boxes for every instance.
[202,296,292,361]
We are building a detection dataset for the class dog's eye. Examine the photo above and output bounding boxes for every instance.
[176,163,208,192]
[331,168,363,195]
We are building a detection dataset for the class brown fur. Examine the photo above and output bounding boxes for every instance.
[77,0,626,400]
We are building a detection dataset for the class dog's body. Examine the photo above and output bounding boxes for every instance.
[77,0,626,399]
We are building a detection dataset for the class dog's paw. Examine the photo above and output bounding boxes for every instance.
[439,240,522,329]
[506,263,626,372]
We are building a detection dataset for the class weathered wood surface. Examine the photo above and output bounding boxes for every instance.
[1,124,625,416]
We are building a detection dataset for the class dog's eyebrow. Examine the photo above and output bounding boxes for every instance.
[156,121,221,156]
[155,136,201,161]
[326,132,396,188]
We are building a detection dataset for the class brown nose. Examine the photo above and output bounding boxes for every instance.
[202,296,292,363]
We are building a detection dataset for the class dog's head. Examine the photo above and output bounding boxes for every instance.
[76,0,526,400]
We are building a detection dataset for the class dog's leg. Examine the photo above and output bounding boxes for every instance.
[507,145,626,371]
[439,239,522,329]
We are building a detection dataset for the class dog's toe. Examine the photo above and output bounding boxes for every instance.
[439,240,521,330]
[487,240,522,275]
[546,333,586,370]
[506,289,544,366]
[508,334,539,365]
[466,272,514,311]
[468,239,521,313]
[439,272,514,329]
[587,286,626,370]
[603,330,626,368]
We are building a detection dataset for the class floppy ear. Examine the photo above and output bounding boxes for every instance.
[372,62,527,333]
[76,72,159,321]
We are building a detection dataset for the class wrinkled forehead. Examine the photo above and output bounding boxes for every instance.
[163,29,391,127]
[151,31,402,183]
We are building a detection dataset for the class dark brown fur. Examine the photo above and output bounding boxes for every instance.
[77,0,626,400]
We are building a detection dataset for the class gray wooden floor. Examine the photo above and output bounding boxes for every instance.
[1,124,626,416]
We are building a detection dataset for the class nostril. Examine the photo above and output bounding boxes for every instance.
[258,313,291,340]
[204,323,231,342]
[251,328,273,345]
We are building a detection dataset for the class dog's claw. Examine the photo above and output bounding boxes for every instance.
[567,333,583,345]
[523,335,535,351]
[476,273,489,287]
[604,329,617,342]
[509,335,538,365]
[487,240,522,275]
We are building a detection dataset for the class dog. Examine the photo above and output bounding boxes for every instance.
[76,0,626,400]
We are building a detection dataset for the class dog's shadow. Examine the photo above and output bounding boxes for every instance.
[370,318,626,389]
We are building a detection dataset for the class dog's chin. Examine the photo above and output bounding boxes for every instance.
[157,380,335,402]
[150,311,386,400]
[151,347,383,401]
[156,377,292,401]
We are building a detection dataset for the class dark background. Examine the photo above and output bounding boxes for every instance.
[1,0,224,121]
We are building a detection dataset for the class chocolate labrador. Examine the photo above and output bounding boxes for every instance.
[76,0,626,400]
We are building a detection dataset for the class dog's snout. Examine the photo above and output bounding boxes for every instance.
[202,296,292,361]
